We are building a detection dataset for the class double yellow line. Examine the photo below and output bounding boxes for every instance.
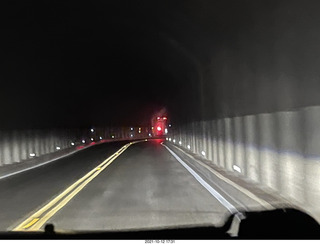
[13,141,140,232]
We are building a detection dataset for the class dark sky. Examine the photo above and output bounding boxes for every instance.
[0,0,202,129]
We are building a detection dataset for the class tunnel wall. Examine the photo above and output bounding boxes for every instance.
[189,0,320,122]
[0,129,77,166]
[167,0,320,221]
[169,105,320,222]
[0,126,150,167]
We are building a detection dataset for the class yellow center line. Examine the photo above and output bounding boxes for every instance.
[13,144,131,231]
[12,152,118,231]
[29,155,120,231]
[22,218,39,229]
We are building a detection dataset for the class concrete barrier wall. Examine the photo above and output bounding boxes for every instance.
[168,105,320,221]
[0,129,77,166]
[0,126,151,167]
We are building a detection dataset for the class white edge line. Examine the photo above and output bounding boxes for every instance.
[163,143,239,215]
[160,141,248,211]
[0,148,86,180]
[0,140,110,180]
[170,143,274,210]
[0,139,147,180]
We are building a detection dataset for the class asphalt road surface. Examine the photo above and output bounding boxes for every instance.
[0,139,262,232]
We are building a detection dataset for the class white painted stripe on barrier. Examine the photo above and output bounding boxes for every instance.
[163,143,240,215]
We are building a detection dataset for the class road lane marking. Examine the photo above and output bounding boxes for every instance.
[169,143,274,210]
[13,153,118,231]
[22,218,39,229]
[163,144,240,215]
[13,144,129,231]
[0,140,141,181]
[0,141,113,181]
[29,154,121,231]
[13,141,143,232]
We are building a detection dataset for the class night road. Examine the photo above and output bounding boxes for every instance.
[3,0,320,239]
[0,139,278,235]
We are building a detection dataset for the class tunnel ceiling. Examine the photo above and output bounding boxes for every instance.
[1,0,206,129]
[2,0,320,129]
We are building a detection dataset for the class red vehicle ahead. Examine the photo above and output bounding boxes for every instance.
[151,116,168,137]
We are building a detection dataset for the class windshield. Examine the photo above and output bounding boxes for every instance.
[1,0,320,240]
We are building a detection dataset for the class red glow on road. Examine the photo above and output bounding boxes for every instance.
[153,138,165,144]
[90,142,96,145]
[76,145,85,150]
